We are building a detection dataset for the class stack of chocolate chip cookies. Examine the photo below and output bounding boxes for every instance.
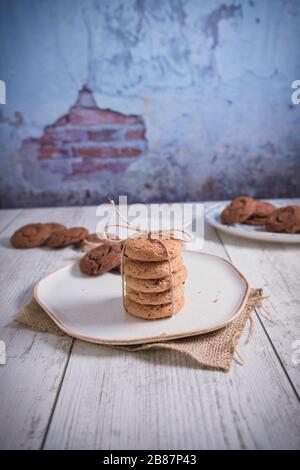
[123,238,187,320]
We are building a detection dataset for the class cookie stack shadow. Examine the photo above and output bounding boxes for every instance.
[123,238,187,320]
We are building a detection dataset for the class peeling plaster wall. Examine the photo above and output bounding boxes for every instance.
[0,0,300,207]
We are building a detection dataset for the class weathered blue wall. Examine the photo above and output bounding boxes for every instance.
[0,0,299,207]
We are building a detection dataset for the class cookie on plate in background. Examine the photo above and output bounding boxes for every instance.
[11,222,66,248]
[243,200,276,226]
[266,206,300,233]
[220,197,256,225]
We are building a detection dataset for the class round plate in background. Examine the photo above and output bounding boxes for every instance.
[205,202,300,243]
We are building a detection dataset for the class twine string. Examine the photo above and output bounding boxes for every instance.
[247,290,274,323]
[258,304,274,322]
[107,200,193,242]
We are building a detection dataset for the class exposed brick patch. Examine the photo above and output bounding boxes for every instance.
[89,129,118,142]
[125,128,146,140]
[41,127,88,144]
[71,159,128,175]
[74,85,98,108]
[68,107,143,126]
[38,144,73,159]
[53,116,69,127]
[73,145,142,158]
[39,146,61,158]
[20,85,147,187]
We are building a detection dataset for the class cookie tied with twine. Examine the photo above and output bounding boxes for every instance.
[104,200,192,319]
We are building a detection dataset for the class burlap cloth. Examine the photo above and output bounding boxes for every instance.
[15,288,263,372]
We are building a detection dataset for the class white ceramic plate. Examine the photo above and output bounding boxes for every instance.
[34,251,250,345]
[206,202,300,244]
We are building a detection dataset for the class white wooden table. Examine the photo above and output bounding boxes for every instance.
[0,200,299,450]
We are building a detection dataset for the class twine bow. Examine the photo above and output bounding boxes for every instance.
[104,200,193,315]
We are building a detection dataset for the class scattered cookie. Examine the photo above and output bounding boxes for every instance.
[244,201,276,225]
[125,238,182,262]
[47,227,89,248]
[123,255,183,279]
[124,295,185,320]
[125,267,187,293]
[11,223,53,248]
[221,197,256,225]
[266,205,300,233]
[80,242,121,276]
[126,285,184,305]
[44,223,66,232]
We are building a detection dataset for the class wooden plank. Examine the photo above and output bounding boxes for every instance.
[214,199,300,394]
[0,206,100,449]
[43,223,300,450]
[0,209,23,234]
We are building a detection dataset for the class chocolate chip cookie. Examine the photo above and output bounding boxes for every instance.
[244,200,276,225]
[11,222,66,248]
[124,295,185,320]
[125,266,187,293]
[125,238,182,262]
[47,227,89,248]
[80,242,122,276]
[266,205,300,233]
[44,223,66,232]
[221,197,256,225]
[126,284,184,305]
[123,255,183,279]
[11,223,53,248]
